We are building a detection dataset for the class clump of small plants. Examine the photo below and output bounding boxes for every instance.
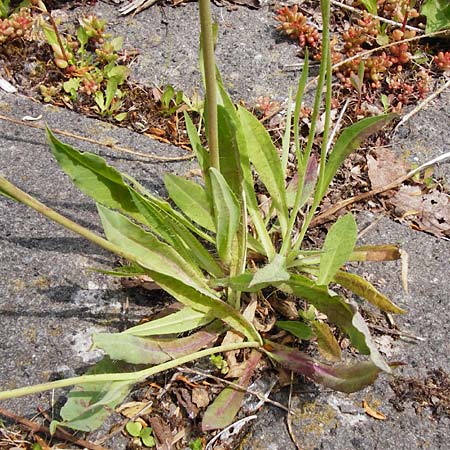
[275,0,450,113]
[0,0,132,120]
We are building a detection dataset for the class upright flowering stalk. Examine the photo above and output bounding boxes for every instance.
[199,0,219,171]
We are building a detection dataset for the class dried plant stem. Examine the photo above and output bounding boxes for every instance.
[205,415,257,450]
[310,151,450,226]
[285,29,450,73]
[330,0,423,33]
[0,113,194,162]
[0,407,107,450]
[178,366,289,412]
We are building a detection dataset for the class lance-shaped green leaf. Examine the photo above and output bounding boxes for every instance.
[123,308,214,337]
[209,167,240,265]
[146,271,262,344]
[93,327,219,364]
[47,128,212,244]
[264,341,388,393]
[51,358,134,432]
[334,271,406,314]
[46,128,143,222]
[130,187,223,278]
[311,320,342,362]
[350,306,390,372]
[249,254,290,288]
[184,112,210,175]
[202,350,261,431]
[276,320,312,340]
[237,106,288,234]
[97,204,211,293]
[164,174,215,231]
[318,213,357,286]
[320,114,396,199]
[217,105,243,201]
[350,245,401,262]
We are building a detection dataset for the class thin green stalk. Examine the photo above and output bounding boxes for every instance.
[199,0,219,170]
[290,0,332,252]
[0,176,140,264]
[0,341,260,400]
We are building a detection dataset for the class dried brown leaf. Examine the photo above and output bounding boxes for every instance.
[363,399,386,420]
[367,148,410,190]
[192,387,210,409]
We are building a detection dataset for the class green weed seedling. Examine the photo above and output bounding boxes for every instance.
[0,0,405,435]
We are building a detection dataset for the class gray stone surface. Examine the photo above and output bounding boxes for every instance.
[85,1,300,103]
[1,1,450,449]
[393,91,450,184]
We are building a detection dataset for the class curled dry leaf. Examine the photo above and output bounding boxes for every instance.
[367,148,410,191]
[192,387,210,408]
[390,187,450,236]
[363,399,386,420]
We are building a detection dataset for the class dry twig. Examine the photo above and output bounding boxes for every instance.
[331,0,423,33]
[0,113,194,162]
[0,407,107,450]
[310,151,450,226]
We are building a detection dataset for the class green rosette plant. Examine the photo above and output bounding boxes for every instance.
[0,0,405,433]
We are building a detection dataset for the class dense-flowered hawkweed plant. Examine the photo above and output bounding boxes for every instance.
[0,0,405,434]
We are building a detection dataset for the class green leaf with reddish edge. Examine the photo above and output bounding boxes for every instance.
[129,187,223,278]
[276,320,312,340]
[350,244,401,262]
[249,254,290,287]
[264,341,391,393]
[51,358,134,432]
[349,305,390,372]
[146,271,262,344]
[202,350,261,431]
[93,326,219,364]
[237,106,288,235]
[318,213,357,286]
[209,167,240,265]
[320,114,396,199]
[334,271,406,314]
[164,174,215,232]
[97,203,210,293]
[287,155,318,209]
[311,320,342,362]
[421,0,450,33]
[123,307,214,337]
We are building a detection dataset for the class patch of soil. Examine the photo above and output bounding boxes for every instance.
[390,368,450,419]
